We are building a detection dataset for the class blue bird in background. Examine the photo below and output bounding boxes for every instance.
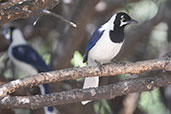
[3,27,56,114]
[82,12,137,105]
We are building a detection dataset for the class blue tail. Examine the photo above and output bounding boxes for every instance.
[39,84,55,114]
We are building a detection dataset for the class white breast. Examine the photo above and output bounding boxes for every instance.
[88,30,124,64]
[8,46,38,75]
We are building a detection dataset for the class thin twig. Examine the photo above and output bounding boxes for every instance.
[0,0,56,26]
[33,10,77,28]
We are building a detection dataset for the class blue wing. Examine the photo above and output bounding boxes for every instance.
[12,45,55,113]
[12,45,51,72]
[83,26,105,62]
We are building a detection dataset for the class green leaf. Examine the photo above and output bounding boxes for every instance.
[94,100,112,114]
[71,51,87,82]
[138,88,167,114]
[71,50,87,67]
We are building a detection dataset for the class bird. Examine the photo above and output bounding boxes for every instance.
[82,12,137,105]
[3,27,56,114]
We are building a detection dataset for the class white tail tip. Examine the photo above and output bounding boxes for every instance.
[81,77,99,105]
[81,100,91,105]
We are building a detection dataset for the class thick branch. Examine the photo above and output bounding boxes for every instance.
[0,73,171,109]
[0,54,170,99]
[0,0,57,26]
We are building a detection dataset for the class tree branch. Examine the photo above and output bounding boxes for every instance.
[0,0,57,26]
[0,52,170,99]
[0,72,171,109]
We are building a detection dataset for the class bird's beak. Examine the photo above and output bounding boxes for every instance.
[127,19,138,24]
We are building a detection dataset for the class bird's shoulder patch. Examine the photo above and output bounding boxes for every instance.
[12,45,51,72]
[83,26,105,63]
[12,45,38,62]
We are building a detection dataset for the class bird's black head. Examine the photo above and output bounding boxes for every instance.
[113,12,137,30]
[3,26,17,43]
[108,12,137,43]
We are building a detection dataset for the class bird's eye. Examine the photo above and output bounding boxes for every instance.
[7,31,10,35]
[121,17,125,22]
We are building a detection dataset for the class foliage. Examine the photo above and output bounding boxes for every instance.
[138,89,167,114]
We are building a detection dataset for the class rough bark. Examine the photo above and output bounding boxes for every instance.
[0,52,170,99]
[0,0,58,26]
[0,72,171,109]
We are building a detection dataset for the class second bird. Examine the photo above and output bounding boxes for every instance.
[82,12,137,105]
[3,27,56,114]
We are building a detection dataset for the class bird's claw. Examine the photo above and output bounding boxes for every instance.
[95,60,104,72]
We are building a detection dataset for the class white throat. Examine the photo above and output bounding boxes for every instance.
[11,29,27,47]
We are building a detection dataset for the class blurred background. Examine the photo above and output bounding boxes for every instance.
[0,0,171,114]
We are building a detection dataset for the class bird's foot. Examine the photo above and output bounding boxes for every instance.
[95,60,104,72]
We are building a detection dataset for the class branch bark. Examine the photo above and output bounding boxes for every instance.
[0,0,57,26]
[0,52,170,99]
[0,72,171,109]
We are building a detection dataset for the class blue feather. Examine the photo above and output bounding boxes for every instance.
[83,26,104,62]
[43,84,51,94]
[48,106,54,112]
[86,26,105,52]
[12,44,55,113]
[12,45,51,72]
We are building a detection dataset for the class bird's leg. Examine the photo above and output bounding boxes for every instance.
[95,60,104,71]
